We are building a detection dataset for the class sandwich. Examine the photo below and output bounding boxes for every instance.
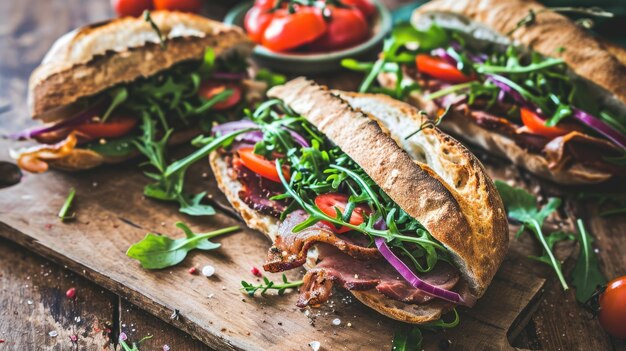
[203,77,508,323]
[354,0,626,184]
[10,11,257,173]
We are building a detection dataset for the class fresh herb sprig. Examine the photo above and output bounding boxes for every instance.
[127,221,239,269]
[58,187,76,221]
[391,309,459,351]
[495,181,569,290]
[571,219,606,303]
[241,273,303,296]
[119,334,153,351]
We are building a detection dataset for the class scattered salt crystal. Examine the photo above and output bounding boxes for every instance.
[208,293,215,299]
[332,318,341,326]
[347,322,352,327]
[119,332,127,341]
[48,331,58,337]
[92,182,98,187]
[202,265,215,277]
[163,345,171,351]
[309,341,321,351]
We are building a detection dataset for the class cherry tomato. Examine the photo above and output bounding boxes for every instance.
[307,7,369,52]
[599,276,626,339]
[111,0,153,17]
[237,147,290,183]
[262,7,327,52]
[198,82,243,111]
[315,193,370,233]
[153,0,202,13]
[341,0,376,19]
[244,6,275,43]
[520,108,578,139]
[252,0,276,11]
[74,115,138,139]
[416,54,475,83]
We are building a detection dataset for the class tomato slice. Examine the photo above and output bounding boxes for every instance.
[307,7,369,52]
[237,147,290,183]
[415,54,475,83]
[74,115,138,139]
[262,7,327,52]
[244,5,274,43]
[315,193,370,233]
[520,108,577,139]
[198,82,243,111]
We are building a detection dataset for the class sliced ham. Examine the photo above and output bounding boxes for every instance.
[297,244,460,307]
[264,210,379,272]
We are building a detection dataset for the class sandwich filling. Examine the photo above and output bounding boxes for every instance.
[12,49,254,173]
[349,23,626,176]
[211,99,470,308]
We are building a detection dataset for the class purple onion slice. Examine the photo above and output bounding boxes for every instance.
[572,108,626,149]
[211,120,259,136]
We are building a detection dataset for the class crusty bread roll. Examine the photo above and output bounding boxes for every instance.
[379,0,626,184]
[210,78,508,323]
[29,11,252,121]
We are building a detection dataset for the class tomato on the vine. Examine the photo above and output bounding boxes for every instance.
[598,276,626,339]
[244,6,275,43]
[416,54,475,84]
[307,7,369,52]
[315,193,370,233]
[262,7,327,52]
[520,108,578,139]
[237,147,290,183]
[198,82,243,111]
[74,115,138,139]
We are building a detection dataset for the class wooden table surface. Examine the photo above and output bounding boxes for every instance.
[0,0,625,350]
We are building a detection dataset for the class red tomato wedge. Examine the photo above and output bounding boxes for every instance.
[261,7,326,52]
[198,82,243,111]
[237,147,290,183]
[415,54,475,83]
[315,193,370,233]
[599,276,626,339]
[307,7,369,52]
[74,115,138,139]
[153,0,202,13]
[244,5,275,43]
[520,108,577,139]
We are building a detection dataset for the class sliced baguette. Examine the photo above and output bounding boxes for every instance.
[209,78,508,323]
[29,11,252,121]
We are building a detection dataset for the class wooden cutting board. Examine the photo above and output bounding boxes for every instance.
[0,139,555,351]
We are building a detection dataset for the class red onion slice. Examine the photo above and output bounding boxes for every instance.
[282,127,310,148]
[211,120,259,136]
[9,102,104,140]
[211,71,248,80]
[572,108,626,149]
[374,237,465,305]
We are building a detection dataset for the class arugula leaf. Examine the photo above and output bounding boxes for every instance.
[178,192,216,216]
[127,222,239,269]
[58,187,76,221]
[391,326,423,351]
[240,273,303,296]
[495,181,569,290]
[255,68,286,88]
[571,219,606,303]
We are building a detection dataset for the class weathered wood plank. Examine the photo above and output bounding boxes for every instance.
[0,237,114,350]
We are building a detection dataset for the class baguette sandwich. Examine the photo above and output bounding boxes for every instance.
[10,11,258,173]
[205,77,508,323]
[358,0,626,184]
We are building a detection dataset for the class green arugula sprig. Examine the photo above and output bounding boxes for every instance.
[58,187,76,221]
[571,219,606,303]
[241,273,303,296]
[495,181,569,290]
[392,309,459,351]
[127,221,239,269]
[119,334,153,351]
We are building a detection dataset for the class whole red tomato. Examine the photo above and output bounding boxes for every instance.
[262,7,326,52]
[341,0,376,19]
[111,0,153,17]
[307,7,369,52]
[598,276,626,339]
[153,0,203,13]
